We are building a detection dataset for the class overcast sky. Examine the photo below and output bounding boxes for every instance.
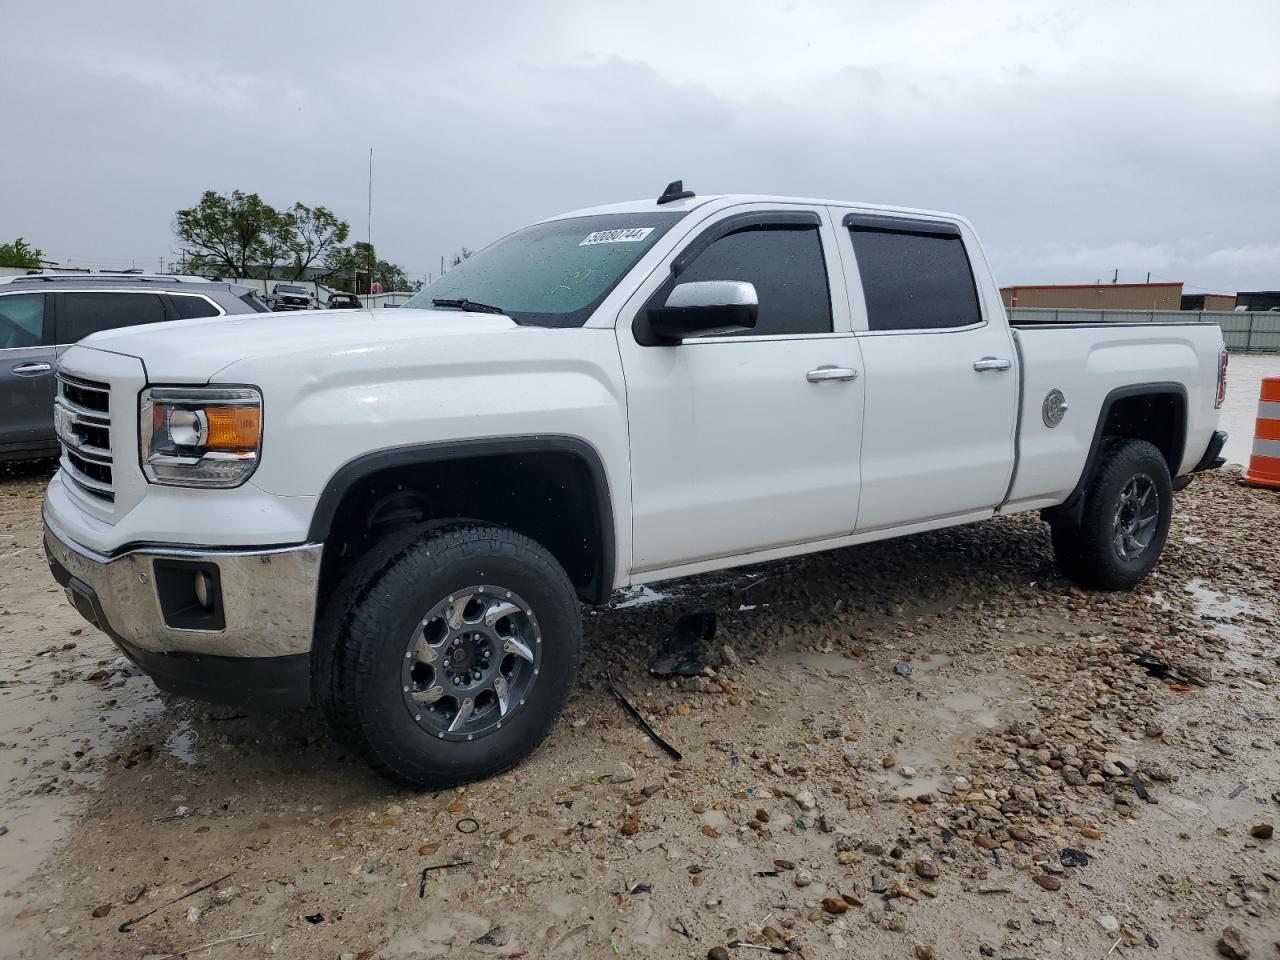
[3,1,1277,293]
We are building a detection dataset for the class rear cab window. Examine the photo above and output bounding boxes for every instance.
[844,214,982,332]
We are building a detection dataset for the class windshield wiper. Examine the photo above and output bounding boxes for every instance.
[430,297,506,315]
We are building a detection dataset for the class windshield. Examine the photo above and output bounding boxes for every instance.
[278,285,306,294]
[404,212,686,327]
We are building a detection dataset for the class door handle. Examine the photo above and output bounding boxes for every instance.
[807,366,859,383]
[973,357,1012,372]
[11,361,52,376]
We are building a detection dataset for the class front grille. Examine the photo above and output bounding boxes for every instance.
[55,374,114,501]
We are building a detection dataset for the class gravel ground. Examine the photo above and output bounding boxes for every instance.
[1,462,1277,960]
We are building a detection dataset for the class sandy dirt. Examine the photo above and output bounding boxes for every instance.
[1,461,1278,960]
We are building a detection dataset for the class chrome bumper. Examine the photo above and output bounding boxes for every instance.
[42,510,322,658]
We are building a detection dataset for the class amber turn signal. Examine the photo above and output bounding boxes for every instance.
[204,405,261,451]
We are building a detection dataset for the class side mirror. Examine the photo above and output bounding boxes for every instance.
[648,281,758,343]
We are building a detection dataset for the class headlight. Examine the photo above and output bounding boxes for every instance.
[140,386,263,487]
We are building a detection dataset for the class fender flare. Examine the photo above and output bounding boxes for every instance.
[1045,381,1187,527]
[307,435,617,603]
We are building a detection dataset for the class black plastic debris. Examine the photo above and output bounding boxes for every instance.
[1133,655,1171,678]
[649,611,718,677]
[473,926,507,946]
[1114,761,1152,803]
[604,672,683,761]
[1059,847,1090,868]
[629,883,653,895]
[1145,932,1160,949]
[304,913,324,924]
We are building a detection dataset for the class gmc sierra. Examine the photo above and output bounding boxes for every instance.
[42,183,1228,787]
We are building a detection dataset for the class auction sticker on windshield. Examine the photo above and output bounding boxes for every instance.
[579,227,655,245]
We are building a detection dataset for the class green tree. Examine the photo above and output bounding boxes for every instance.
[281,204,349,280]
[0,237,44,269]
[174,190,287,278]
[449,247,474,268]
[323,242,414,293]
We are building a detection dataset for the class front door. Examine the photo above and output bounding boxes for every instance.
[839,213,1018,531]
[0,292,56,454]
[617,207,865,574]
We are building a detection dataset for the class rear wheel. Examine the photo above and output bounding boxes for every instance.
[1050,439,1172,591]
[317,523,581,788]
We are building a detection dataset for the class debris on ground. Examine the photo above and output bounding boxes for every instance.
[648,611,718,676]
[603,672,682,760]
[3,466,1279,959]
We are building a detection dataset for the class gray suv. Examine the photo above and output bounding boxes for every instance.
[0,274,268,462]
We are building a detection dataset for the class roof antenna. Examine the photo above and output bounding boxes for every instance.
[657,179,695,205]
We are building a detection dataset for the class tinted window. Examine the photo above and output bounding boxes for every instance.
[678,227,832,336]
[0,293,46,349]
[61,292,167,342]
[170,295,222,319]
[849,228,981,331]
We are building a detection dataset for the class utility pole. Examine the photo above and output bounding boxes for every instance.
[1112,268,1118,284]
[368,147,374,302]
[1146,271,1151,284]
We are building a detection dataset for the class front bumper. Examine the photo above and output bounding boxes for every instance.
[43,511,321,707]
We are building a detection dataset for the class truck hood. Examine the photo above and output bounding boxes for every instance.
[77,307,520,382]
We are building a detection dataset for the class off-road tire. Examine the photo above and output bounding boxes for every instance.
[315,522,581,788]
[1050,438,1173,591]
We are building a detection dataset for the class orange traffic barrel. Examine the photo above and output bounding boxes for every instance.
[1241,376,1280,489]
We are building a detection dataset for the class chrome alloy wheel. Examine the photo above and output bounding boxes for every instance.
[1112,473,1160,561]
[400,585,541,741]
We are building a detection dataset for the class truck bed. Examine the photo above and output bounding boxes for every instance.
[1004,319,1224,512]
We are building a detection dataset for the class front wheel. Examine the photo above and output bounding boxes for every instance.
[317,523,582,788]
[1050,438,1173,591]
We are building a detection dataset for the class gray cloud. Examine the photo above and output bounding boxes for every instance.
[2,0,1276,293]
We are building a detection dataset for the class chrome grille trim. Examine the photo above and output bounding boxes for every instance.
[55,373,114,502]
[54,394,111,424]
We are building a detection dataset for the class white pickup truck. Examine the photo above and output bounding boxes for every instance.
[42,183,1228,787]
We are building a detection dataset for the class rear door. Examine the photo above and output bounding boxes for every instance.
[838,212,1018,532]
[0,291,56,452]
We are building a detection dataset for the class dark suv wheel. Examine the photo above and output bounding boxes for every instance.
[1050,439,1173,591]
[316,523,581,788]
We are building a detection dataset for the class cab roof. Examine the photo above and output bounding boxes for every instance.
[544,193,969,228]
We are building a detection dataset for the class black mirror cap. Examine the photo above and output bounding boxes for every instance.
[647,301,758,343]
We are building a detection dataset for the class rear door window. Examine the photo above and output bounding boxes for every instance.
[0,293,48,349]
[59,292,168,342]
[847,219,982,331]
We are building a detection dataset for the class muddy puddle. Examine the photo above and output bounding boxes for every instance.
[0,649,161,896]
